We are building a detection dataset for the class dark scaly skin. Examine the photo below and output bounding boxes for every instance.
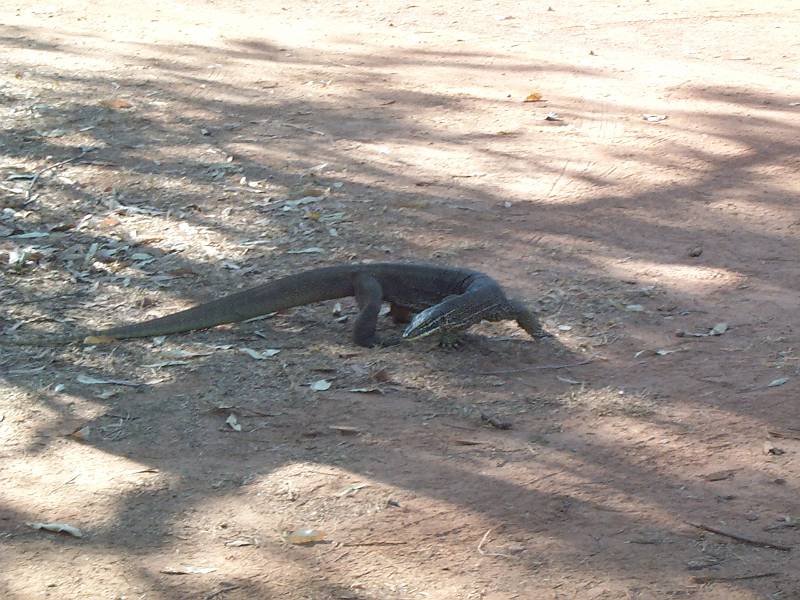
[1,263,545,348]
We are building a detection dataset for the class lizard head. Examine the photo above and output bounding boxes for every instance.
[402,303,450,341]
[402,292,514,341]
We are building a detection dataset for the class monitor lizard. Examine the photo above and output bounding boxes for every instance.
[0,262,547,347]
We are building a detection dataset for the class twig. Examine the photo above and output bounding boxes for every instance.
[768,428,800,441]
[26,147,94,201]
[344,540,407,547]
[686,521,792,551]
[478,359,595,375]
[691,572,779,584]
[283,122,326,136]
[477,527,511,558]
[202,586,239,600]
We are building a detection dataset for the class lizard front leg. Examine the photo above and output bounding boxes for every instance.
[352,273,385,347]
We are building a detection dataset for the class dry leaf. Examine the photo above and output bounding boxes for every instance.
[286,528,326,545]
[100,99,133,109]
[225,414,242,432]
[160,566,216,575]
[76,374,141,387]
[225,538,258,547]
[239,347,281,360]
[27,522,84,538]
[329,425,361,435]
[310,379,332,391]
[524,91,543,102]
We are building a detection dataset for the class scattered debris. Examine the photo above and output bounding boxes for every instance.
[676,323,728,338]
[768,377,789,388]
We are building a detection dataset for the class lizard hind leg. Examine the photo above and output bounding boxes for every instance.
[389,303,413,324]
[509,300,550,340]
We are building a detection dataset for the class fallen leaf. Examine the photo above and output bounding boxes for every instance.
[140,360,191,369]
[100,98,133,109]
[702,470,736,482]
[27,522,83,538]
[310,379,332,391]
[239,347,281,360]
[286,528,326,545]
[524,91,543,102]
[76,374,141,387]
[710,322,728,336]
[160,566,216,575]
[83,335,118,345]
[225,538,258,547]
[329,425,361,435]
[225,414,242,432]
[287,247,325,254]
[337,483,370,497]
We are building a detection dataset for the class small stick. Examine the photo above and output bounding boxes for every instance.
[691,572,779,584]
[477,527,511,558]
[344,541,407,547]
[478,359,594,375]
[686,521,792,552]
[203,585,240,600]
[26,147,94,201]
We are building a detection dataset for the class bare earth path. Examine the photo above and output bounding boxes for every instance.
[1,2,799,598]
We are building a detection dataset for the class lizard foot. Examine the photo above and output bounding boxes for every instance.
[437,332,466,350]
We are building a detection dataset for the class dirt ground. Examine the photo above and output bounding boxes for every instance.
[1,1,799,598]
